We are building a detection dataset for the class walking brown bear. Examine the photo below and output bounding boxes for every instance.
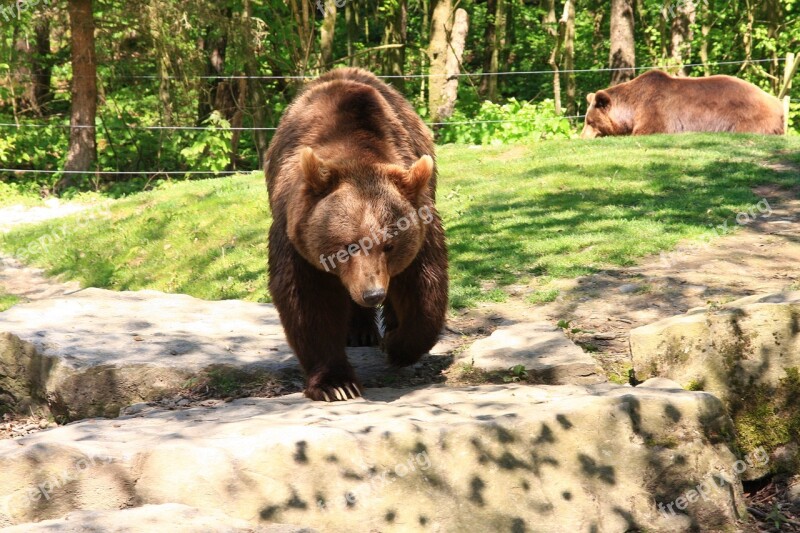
[581,70,785,138]
[266,68,449,402]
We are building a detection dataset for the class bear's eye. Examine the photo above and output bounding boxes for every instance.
[384,243,395,253]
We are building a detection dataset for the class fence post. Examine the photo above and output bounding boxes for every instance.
[780,52,796,135]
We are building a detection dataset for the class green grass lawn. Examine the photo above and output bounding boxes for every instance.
[1,134,798,309]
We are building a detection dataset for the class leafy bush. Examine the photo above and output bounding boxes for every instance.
[437,98,576,145]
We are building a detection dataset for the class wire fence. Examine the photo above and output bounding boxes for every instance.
[0,57,791,177]
[7,57,784,80]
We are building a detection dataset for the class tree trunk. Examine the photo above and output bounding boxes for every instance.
[739,0,755,73]
[435,8,468,122]
[669,0,695,75]
[32,18,52,114]
[564,0,576,116]
[197,26,228,125]
[766,0,781,93]
[591,3,605,68]
[544,0,560,111]
[479,0,497,98]
[320,0,337,67]
[699,0,712,76]
[62,0,97,189]
[486,0,506,102]
[243,0,269,170]
[383,0,408,93]
[610,0,636,85]
[428,0,452,123]
[345,1,357,66]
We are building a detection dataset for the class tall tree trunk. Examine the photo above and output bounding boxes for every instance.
[669,0,695,75]
[62,0,97,189]
[699,0,712,76]
[320,0,337,67]
[564,0,576,116]
[478,0,497,98]
[739,0,755,73]
[766,0,781,93]
[197,25,228,125]
[545,0,560,114]
[243,0,268,169]
[610,0,636,85]
[345,1,357,66]
[32,18,52,114]
[383,0,408,93]
[428,0,452,123]
[591,3,605,68]
[486,0,506,102]
[435,8,468,122]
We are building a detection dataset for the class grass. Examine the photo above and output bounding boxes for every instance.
[0,292,19,312]
[0,134,798,308]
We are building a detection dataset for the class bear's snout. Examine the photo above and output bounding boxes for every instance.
[361,287,386,307]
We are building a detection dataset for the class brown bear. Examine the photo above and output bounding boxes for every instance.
[265,68,449,402]
[581,70,785,138]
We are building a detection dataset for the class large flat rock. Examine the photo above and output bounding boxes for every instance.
[0,383,745,532]
[0,288,455,418]
[0,504,316,533]
[631,291,800,399]
[461,322,605,384]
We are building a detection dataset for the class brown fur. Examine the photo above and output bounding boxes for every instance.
[266,68,449,402]
[581,70,785,138]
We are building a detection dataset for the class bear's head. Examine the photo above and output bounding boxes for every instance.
[581,91,631,138]
[287,147,435,308]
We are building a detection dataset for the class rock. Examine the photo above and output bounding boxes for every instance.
[638,377,684,390]
[631,291,800,398]
[0,383,745,532]
[0,503,317,532]
[461,322,605,384]
[631,292,800,478]
[0,288,447,419]
[619,283,640,294]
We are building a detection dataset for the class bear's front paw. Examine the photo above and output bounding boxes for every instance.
[305,370,363,402]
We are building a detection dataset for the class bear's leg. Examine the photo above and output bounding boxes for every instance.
[346,302,381,347]
[269,234,362,401]
[381,236,448,367]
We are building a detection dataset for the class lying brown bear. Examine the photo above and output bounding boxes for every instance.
[581,70,785,138]
[266,68,449,402]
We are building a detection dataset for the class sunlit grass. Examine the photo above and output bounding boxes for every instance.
[1,134,797,308]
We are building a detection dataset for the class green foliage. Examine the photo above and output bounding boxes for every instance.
[503,365,528,383]
[439,99,575,145]
[179,111,233,174]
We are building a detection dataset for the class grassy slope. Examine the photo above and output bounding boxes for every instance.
[0,134,797,308]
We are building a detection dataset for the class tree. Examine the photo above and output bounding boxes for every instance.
[383,0,408,92]
[428,0,451,122]
[484,0,507,101]
[609,0,636,85]
[669,0,696,75]
[320,0,337,67]
[436,8,468,121]
[62,0,97,189]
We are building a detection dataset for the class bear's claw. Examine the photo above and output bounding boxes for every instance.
[306,382,363,402]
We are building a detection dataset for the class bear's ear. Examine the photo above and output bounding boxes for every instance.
[594,90,611,110]
[586,92,595,105]
[396,155,433,200]
[299,147,333,194]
